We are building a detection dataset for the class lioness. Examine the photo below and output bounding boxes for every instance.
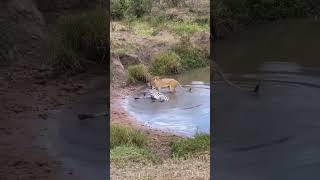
[148,76,183,93]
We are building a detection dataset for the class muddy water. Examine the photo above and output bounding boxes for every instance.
[124,67,210,137]
[214,19,320,180]
[47,90,107,180]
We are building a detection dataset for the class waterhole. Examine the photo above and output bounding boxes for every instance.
[124,67,210,137]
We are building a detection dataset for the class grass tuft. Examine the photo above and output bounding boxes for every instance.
[170,133,210,159]
[127,64,151,83]
[110,124,148,149]
[49,8,107,73]
[150,51,182,75]
[172,44,209,70]
[111,145,162,166]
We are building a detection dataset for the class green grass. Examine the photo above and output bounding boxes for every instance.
[111,145,162,166]
[127,64,151,83]
[168,21,208,36]
[125,13,209,37]
[129,20,155,37]
[150,51,183,75]
[172,44,209,70]
[49,8,107,73]
[170,133,210,159]
[110,124,149,149]
[111,39,138,54]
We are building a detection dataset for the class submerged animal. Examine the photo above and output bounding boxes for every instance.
[134,87,169,102]
[149,88,169,102]
[148,76,184,93]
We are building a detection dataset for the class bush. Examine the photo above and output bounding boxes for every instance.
[170,133,210,159]
[111,146,161,166]
[127,0,153,18]
[148,14,168,27]
[111,0,152,19]
[49,43,83,74]
[173,44,209,70]
[111,0,130,20]
[127,64,151,83]
[163,0,185,7]
[50,8,107,73]
[110,124,148,149]
[150,51,182,75]
[56,9,107,61]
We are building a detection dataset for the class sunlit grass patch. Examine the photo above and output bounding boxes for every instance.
[111,39,137,54]
[150,51,183,75]
[111,145,162,167]
[172,44,209,70]
[129,20,155,37]
[167,20,209,36]
[111,124,149,149]
[170,133,210,159]
[127,64,151,83]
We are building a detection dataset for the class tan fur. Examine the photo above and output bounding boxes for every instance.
[148,76,182,92]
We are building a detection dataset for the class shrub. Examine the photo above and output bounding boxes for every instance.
[56,8,107,61]
[111,0,130,20]
[111,0,152,19]
[150,51,182,75]
[127,0,153,18]
[170,133,210,159]
[111,146,161,166]
[173,44,209,70]
[127,64,151,83]
[148,14,168,27]
[110,124,148,149]
[49,8,107,73]
[49,43,83,74]
[163,0,185,7]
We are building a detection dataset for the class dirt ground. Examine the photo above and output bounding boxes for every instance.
[0,59,106,179]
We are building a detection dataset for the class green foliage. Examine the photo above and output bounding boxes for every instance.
[147,14,168,27]
[111,146,162,166]
[110,124,148,149]
[49,43,83,74]
[111,0,153,19]
[170,133,210,159]
[173,44,209,70]
[150,51,182,75]
[56,9,107,61]
[163,0,185,7]
[49,8,107,73]
[127,0,153,18]
[111,0,130,20]
[129,20,155,37]
[127,64,151,83]
[168,21,204,36]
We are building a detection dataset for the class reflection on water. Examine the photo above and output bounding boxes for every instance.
[216,18,320,74]
[214,18,320,180]
[124,67,210,137]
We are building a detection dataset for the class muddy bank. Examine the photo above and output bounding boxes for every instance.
[0,61,107,179]
[47,89,107,180]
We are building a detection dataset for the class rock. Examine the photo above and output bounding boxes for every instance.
[118,53,142,67]
[111,54,126,83]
